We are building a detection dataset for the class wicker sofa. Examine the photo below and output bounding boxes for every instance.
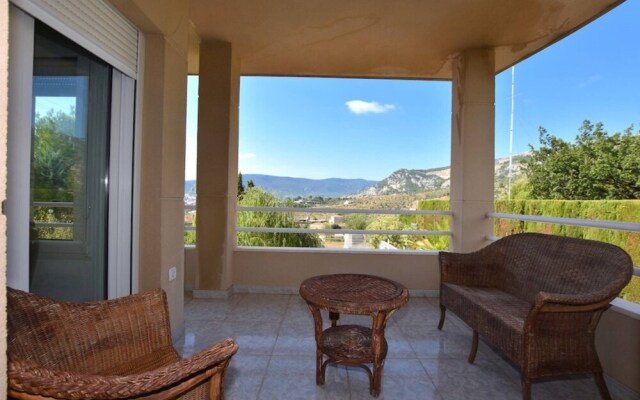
[438,233,633,400]
[7,288,238,400]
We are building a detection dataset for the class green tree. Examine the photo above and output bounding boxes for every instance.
[366,215,408,249]
[524,121,640,200]
[184,212,196,245]
[32,109,78,202]
[237,187,323,248]
[237,172,245,198]
[344,214,371,230]
[31,109,79,240]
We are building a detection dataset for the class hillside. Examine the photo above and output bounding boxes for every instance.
[357,168,449,196]
[355,155,525,197]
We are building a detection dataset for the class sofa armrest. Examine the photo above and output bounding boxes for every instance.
[534,290,618,312]
[8,338,239,400]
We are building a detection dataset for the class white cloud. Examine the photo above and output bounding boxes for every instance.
[577,74,601,88]
[239,153,256,159]
[345,100,396,115]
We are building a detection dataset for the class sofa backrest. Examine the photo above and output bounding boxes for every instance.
[491,233,633,303]
[7,287,174,375]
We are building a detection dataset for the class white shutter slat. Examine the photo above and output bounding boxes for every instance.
[11,0,138,78]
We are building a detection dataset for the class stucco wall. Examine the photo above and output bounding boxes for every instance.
[185,247,439,293]
[596,308,640,394]
[233,249,439,292]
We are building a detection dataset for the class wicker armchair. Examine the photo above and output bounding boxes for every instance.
[438,233,633,400]
[7,288,239,400]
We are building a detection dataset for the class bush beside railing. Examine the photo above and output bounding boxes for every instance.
[493,200,639,265]
[492,200,640,303]
[417,199,640,303]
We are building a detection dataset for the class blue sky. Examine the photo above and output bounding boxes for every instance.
[186,0,639,181]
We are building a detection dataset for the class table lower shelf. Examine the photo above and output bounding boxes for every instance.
[322,324,388,363]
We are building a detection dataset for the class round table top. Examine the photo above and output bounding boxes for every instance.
[299,274,409,314]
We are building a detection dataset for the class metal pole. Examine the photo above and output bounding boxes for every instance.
[508,66,515,200]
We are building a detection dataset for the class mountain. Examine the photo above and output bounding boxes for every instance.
[243,174,377,198]
[357,167,449,196]
[356,155,526,196]
[184,154,527,201]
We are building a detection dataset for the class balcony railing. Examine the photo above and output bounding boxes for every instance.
[184,204,452,251]
[238,206,450,237]
[31,201,74,229]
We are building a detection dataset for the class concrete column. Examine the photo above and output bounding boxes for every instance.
[111,0,190,332]
[138,33,188,331]
[449,49,495,253]
[196,41,240,291]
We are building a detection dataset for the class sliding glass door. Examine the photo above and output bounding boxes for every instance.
[8,5,135,302]
[29,22,111,301]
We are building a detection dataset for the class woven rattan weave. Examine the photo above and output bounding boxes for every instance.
[438,233,633,400]
[300,274,409,397]
[7,288,239,400]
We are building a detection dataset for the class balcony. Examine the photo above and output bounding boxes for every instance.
[175,291,637,400]
[4,0,639,398]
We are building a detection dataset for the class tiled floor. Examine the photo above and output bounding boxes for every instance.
[174,292,622,400]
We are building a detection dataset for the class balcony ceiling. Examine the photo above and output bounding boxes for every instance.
[182,0,622,79]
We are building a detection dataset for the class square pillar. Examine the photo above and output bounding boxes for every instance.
[196,41,240,291]
[449,49,495,253]
[138,33,188,331]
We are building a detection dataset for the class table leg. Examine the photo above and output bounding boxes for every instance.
[370,312,389,397]
[309,306,325,385]
[329,311,340,327]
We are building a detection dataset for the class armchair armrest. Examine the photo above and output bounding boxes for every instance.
[8,338,239,400]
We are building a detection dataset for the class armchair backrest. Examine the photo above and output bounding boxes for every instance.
[489,233,633,303]
[8,288,174,375]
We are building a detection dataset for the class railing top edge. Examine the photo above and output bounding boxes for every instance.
[487,212,640,232]
[235,206,451,215]
[237,226,452,236]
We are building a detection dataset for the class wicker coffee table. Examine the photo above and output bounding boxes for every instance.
[299,274,409,397]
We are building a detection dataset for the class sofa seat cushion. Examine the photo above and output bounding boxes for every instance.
[442,283,532,363]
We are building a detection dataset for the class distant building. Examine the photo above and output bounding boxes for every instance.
[330,215,344,225]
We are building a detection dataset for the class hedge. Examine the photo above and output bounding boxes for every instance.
[418,199,639,302]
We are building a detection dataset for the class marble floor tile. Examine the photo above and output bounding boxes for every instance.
[175,319,235,356]
[224,355,270,400]
[227,294,291,323]
[271,334,317,356]
[382,324,417,359]
[403,326,496,360]
[223,320,281,356]
[184,295,242,321]
[348,358,443,400]
[174,292,636,400]
[421,357,522,400]
[258,355,350,400]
